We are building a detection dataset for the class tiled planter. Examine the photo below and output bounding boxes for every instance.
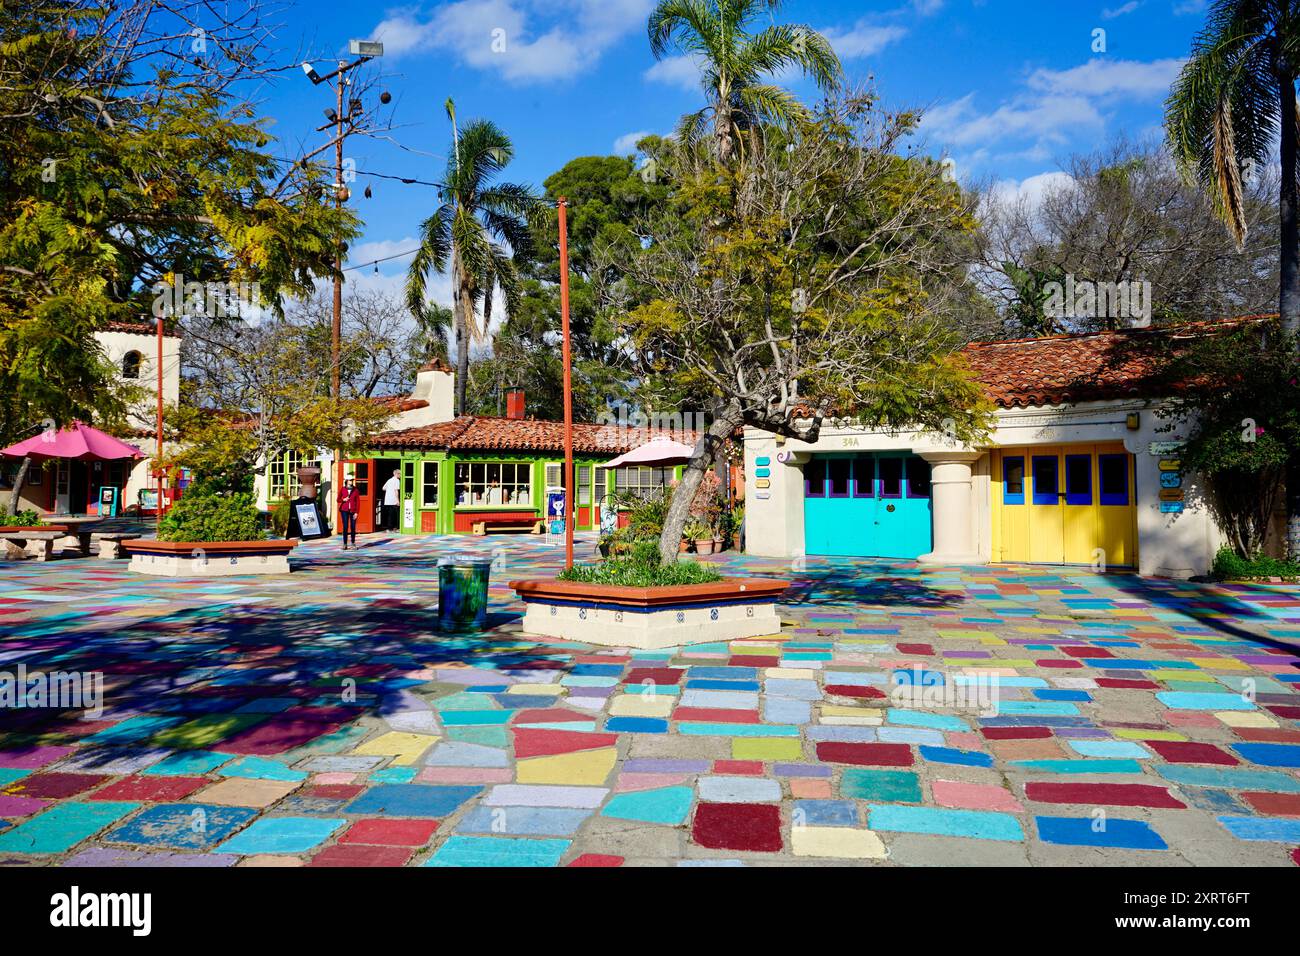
[508,577,788,649]
[123,539,298,576]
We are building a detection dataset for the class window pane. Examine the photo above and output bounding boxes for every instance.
[1099,455,1129,505]
[422,461,438,508]
[1065,455,1092,505]
[578,466,591,505]
[1032,456,1058,505]
[828,459,851,497]
[879,458,902,497]
[853,456,874,498]
[907,459,931,498]
[1005,459,1024,496]
[805,459,826,498]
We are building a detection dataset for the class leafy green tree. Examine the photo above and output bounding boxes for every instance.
[406,99,536,415]
[648,0,842,162]
[1166,0,1300,556]
[0,1,355,504]
[623,95,992,563]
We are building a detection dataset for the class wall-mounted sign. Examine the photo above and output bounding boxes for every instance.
[1159,471,1182,489]
[1159,489,1184,502]
[755,493,771,500]
[1160,501,1185,514]
[755,456,770,466]
[1158,459,1182,472]
[1149,441,1185,455]
[755,468,770,478]
[403,498,415,528]
[755,479,770,489]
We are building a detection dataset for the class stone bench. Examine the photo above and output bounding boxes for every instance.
[471,518,544,535]
[92,532,142,560]
[0,530,65,562]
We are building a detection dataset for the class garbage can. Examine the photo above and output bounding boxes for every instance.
[437,555,492,632]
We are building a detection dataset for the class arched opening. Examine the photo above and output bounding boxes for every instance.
[122,351,142,379]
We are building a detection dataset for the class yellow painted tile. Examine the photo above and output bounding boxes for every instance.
[1113,728,1186,742]
[1216,711,1277,728]
[353,731,440,765]
[608,694,674,718]
[1187,658,1250,671]
[507,683,563,695]
[516,747,617,786]
[733,644,781,654]
[819,715,884,726]
[1152,670,1215,682]
[792,826,887,859]
[766,667,816,680]
[962,660,1033,669]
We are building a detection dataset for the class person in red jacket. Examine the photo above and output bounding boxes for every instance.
[337,477,360,550]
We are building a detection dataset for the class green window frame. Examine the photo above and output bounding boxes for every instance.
[454,461,533,508]
[269,450,318,500]
[420,460,439,509]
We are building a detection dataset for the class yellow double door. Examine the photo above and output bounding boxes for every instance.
[992,444,1137,568]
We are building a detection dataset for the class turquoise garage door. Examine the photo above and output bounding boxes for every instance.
[803,453,933,559]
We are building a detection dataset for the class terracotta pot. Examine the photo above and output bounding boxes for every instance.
[679,539,690,553]
[694,538,715,555]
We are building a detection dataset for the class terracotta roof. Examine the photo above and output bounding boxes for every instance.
[959,318,1263,409]
[103,320,182,338]
[369,395,429,413]
[371,415,701,455]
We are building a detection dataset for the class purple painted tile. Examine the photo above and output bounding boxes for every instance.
[0,746,75,769]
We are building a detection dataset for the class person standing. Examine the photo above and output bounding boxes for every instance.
[338,478,360,550]
[381,471,401,532]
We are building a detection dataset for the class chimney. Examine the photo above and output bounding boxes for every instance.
[506,389,526,420]
[409,362,456,423]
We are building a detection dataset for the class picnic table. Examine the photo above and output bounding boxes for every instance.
[0,524,141,561]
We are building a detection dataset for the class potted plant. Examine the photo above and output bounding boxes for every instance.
[124,489,297,576]
[509,539,787,649]
[686,519,715,555]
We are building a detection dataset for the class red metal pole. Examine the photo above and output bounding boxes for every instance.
[558,198,574,570]
[156,315,164,516]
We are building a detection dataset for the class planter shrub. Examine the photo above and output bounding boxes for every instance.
[157,492,263,543]
[0,508,41,527]
[558,556,723,587]
[1211,546,1300,581]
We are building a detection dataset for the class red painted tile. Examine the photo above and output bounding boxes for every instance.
[1266,705,1300,720]
[1236,728,1300,743]
[512,729,618,759]
[308,844,412,867]
[1037,659,1084,669]
[1291,848,1300,867]
[1146,741,1239,765]
[219,718,342,755]
[1240,792,1300,816]
[1096,678,1158,689]
[339,818,440,846]
[713,760,763,775]
[4,773,108,799]
[896,643,934,656]
[729,656,779,668]
[824,684,887,699]
[624,668,683,685]
[672,707,759,723]
[87,776,207,802]
[511,708,591,724]
[1062,646,1114,658]
[304,784,367,800]
[1024,782,1186,809]
[691,803,782,852]
[568,853,624,867]
[815,742,914,767]
[981,726,1052,740]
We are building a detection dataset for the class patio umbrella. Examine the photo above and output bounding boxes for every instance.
[0,422,144,462]
[599,436,696,469]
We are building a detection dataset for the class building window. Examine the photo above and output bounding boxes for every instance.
[615,465,672,499]
[1065,454,1092,506]
[804,459,826,498]
[827,458,851,498]
[455,461,532,507]
[122,351,142,379]
[578,465,592,505]
[1099,454,1129,506]
[1003,457,1025,505]
[907,459,931,499]
[1031,456,1059,506]
[421,460,439,509]
[853,456,874,498]
[878,457,903,499]
[268,450,318,500]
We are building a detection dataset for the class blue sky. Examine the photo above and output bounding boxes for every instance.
[251,0,1215,304]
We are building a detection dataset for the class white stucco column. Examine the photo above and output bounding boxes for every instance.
[916,449,985,566]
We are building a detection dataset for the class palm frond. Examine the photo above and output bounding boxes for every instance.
[1213,88,1248,248]
[405,206,451,317]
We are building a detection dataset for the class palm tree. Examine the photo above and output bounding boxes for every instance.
[648,0,842,163]
[1166,0,1300,558]
[406,100,535,415]
[1166,1,1300,330]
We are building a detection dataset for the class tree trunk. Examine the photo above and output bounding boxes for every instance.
[6,455,32,516]
[453,255,471,416]
[657,405,742,565]
[1281,77,1300,558]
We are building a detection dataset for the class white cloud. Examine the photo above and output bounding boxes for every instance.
[1102,1,1141,18]
[372,0,653,83]
[823,22,908,60]
[348,236,419,268]
[1027,57,1185,99]
[644,53,704,92]
[612,130,653,154]
[921,91,1104,148]
[989,171,1077,210]
[913,0,944,14]
[1174,0,1207,14]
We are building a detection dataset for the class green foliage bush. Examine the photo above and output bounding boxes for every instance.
[0,508,42,527]
[1211,546,1300,580]
[157,492,263,543]
[558,557,723,587]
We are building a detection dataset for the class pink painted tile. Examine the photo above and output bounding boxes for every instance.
[1165,712,1218,727]
[932,779,1023,813]
[945,731,984,751]
[613,773,692,792]
[790,778,833,798]
[311,772,358,785]
[0,794,51,817]
[0,746,74,770]
[416,766,513,785]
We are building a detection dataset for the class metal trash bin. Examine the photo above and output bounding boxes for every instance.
[437,555,492,632]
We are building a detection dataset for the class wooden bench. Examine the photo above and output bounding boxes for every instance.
[471,518,544,536]
[0,530,65,562]
[92,532,142,560]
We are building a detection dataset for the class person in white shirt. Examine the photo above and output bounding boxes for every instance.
[381,472,401,532]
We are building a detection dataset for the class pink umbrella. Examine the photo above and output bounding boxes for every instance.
[600,436,697,469]
[1,422,144,462]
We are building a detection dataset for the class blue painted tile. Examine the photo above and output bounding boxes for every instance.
[105,803,258,850]
[1217,816,1300,842]
[219,756,307,782]
[456,806,591,836]
[424,835,570,867]
[1231,743,1300,768]
[1156,692,1253,711]
[919,746,994,768]
[1036,816,1167,850]
[1067,741,1149,759]
[344,784,481,816]
[216,816,344,854]
[1156,766,1300,792]
[791,800,857,827]
[605,717,668,734]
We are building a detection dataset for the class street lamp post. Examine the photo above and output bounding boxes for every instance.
[301,39,383,399]
[558,198,574,570]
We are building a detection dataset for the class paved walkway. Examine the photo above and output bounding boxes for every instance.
[0,533,1297,866]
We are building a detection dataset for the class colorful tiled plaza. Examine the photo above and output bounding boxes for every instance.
[1,534,1298,867]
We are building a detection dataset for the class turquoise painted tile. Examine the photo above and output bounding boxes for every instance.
[1157,766,1300,792]
[1217,816,1300,842]
[218,756,307,782]
[141,750,234,776]
[601,787,694,825]
[997,701,1080,717]
[438,711,512,726]
[678,723,800,737]
[1067,741,1149,759]
[216,817,344,854]
[0,769,31,786]
[0,801,140,854]
[867,804,1024,841]
[1009,759,1144,775]
[424,835,571,867]
[1156,692,1253,711]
